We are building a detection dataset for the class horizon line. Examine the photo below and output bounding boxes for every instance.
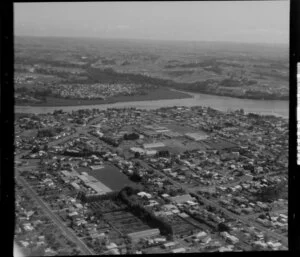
[14,34,289,47]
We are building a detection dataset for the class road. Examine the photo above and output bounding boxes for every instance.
[218,175,252,188]
[14,126,117,255]
[15,118,288,246]
[137,159,288,246]
[15,127,87,160]
[16,174,95,255]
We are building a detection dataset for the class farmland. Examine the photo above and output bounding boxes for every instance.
[15,36,289,106]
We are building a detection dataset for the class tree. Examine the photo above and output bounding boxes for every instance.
[31,145,40,153]
[43,144,49,151]
[158,150,170,157]
[258,214,266,220]
[130,171,142,182]
[218,222,230,232]
[51,241,61,251]
[134,152,141,159]
[71,249,81,255]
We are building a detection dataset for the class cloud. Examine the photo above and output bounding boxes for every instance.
[116,25,130,30]
[255,28,286,35]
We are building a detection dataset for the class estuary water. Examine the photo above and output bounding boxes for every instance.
[15,92,288,118]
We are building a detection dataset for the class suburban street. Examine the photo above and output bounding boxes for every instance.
[16,173,95,255]
[14,115,288,250]
[137,159,288,246]
[13,6,289,254]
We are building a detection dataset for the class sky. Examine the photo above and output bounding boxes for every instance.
[14,1,289,44]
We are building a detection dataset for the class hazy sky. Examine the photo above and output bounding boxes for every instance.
[14,1,289,44]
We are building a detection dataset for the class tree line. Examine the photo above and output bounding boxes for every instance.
[117,186,174,236]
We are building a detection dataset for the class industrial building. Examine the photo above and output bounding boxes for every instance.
[170,194,195,204]
[185,132,208,141]
[143,142,165,149]
[127,228,160,242]
[77,173,112,195]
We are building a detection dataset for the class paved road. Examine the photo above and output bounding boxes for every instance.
[15,150,32,159]
[16,174,95,255]
[15,128,86,160]
[218,175,252,188]
[15,120,288,246]
[48,131,81,147]
[241,207,287,220]
[80,130,113,150]
[138,160,288,246]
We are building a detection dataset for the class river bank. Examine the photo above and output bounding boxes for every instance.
[15,90,289,119]
[15,87,191,107]
[83,67,289,101]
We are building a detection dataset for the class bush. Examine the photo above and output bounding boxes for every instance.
[218,222,230,232]
[118,186,173,236]
[220,78,241,87]
[37,127,63,138]
[124,133,139,140]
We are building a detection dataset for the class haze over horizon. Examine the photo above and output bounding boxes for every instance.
[14,1,289,45]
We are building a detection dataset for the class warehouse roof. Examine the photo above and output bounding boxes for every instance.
[143,142,165,149]
[185,132,208,141]
[170,194,194,204]
[127,228,160,240]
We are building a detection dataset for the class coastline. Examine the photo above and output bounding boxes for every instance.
[15,89,289,119]
[15,87,192,107]
[168,88,289,104]
[15,87,289,108]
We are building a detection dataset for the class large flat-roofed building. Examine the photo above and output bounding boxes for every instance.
[130,147,145,154]
[61,169,79,177]
[77,173,112,195]
[143,142,165,149]
[145,150,157,156]
[163,131,182,138]
[90,123,101,128]
[127,228,160,242]
[61,170,72,177]
[163,242,177,249]
[170,194,194,204]
[70,182,80,190]
[185,132,208,141]
[86,181,112,195]
[90,165,105,171]
[171,247,186,253]
[77,174,90,183]
[155,129,170,133]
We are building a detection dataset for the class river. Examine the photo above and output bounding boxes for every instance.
[15,92,289,119]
